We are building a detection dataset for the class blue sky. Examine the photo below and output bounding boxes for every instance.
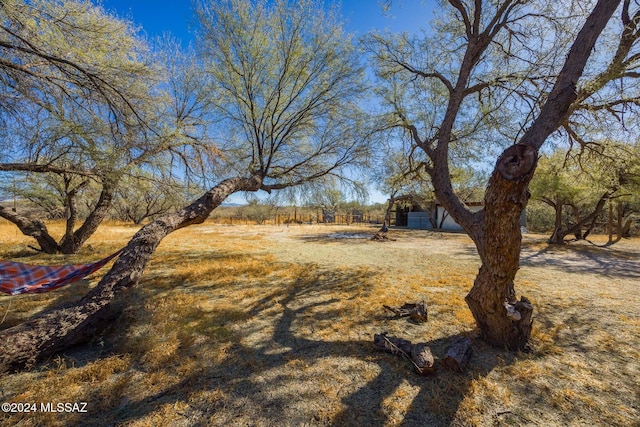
[100,1,436,44]
[98,0,437,204]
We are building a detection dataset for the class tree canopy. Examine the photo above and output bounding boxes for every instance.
[0,0,374,370]
[368,0,638,349]
[1,0,639,367]
[194,0,371,191]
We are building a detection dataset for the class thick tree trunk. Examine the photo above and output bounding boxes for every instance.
[616,202,623,239]
[0,176,262,372]
[582,214,599,240]
[571,205,582,240]
[0,206,61,253]
[465,144,537,351]
[60,181,116,254]
[0,180,116,254]
[59,178,90,252]
[608,201,614,243]
[606,201,625,244]
[426,0,619,351]
[548,201,566,244]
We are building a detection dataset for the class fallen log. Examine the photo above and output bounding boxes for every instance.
[443,336,473,373]
[411,342,436,375]
[382,301,428,323]
[373,332,412,355]
[373,332,435,375]
[371,232,396,242]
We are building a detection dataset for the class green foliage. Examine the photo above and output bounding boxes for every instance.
[531,145,637,207]
[0,0,151,119]
[195,0,371,188]
[14,172,95,219]
[530,151,593,206]
[239,200,279,224]
[525,200,556,233]
[530,143,640,237]
[0,0,191,252]
[367,0,640,229]
[111,173,198,224]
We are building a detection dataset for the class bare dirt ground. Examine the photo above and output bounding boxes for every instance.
[1,222,639,426]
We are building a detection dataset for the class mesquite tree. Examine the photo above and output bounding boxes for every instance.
[0,0,370,370]
[369,0,640,349]
[529,147,635,244]
[0,2,220,254]
[0,0,161,253]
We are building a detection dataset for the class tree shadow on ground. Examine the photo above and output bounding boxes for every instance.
[2,252,516,426]
[292,227,467,247]
[520,241,640,279]
[96,262,514,426]
[0,279,93,331]
[294,230,383,245]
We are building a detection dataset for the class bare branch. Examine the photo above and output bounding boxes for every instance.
[0,162,94,177]
[519,0,622,150]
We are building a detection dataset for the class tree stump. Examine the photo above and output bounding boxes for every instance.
[443,336,473,372]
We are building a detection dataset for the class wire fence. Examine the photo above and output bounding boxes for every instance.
[208,212,384,226]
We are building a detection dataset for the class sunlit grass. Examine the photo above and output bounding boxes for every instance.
[1,222,638,426]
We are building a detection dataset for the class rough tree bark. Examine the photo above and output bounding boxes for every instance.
[59,181,117,254]
[458,0,620,350]
[0,206,61,253]
[465,144,537,350]
[443,336,473,372]
[0,179,117,254]
[0,176,262,372]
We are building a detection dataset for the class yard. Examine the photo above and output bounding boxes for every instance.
[1,221,639,426]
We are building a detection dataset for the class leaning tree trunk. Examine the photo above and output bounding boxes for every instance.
[0,206,61,253]
[465,144,537,351]
[548,193,612,245]
[0,176,262,372]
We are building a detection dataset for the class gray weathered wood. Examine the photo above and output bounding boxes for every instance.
[411,343,435,375]
[382,301,428,323]
[443,336,473,373]
[373,332,436,375]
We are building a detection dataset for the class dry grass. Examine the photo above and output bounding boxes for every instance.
[1,221,639,426]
